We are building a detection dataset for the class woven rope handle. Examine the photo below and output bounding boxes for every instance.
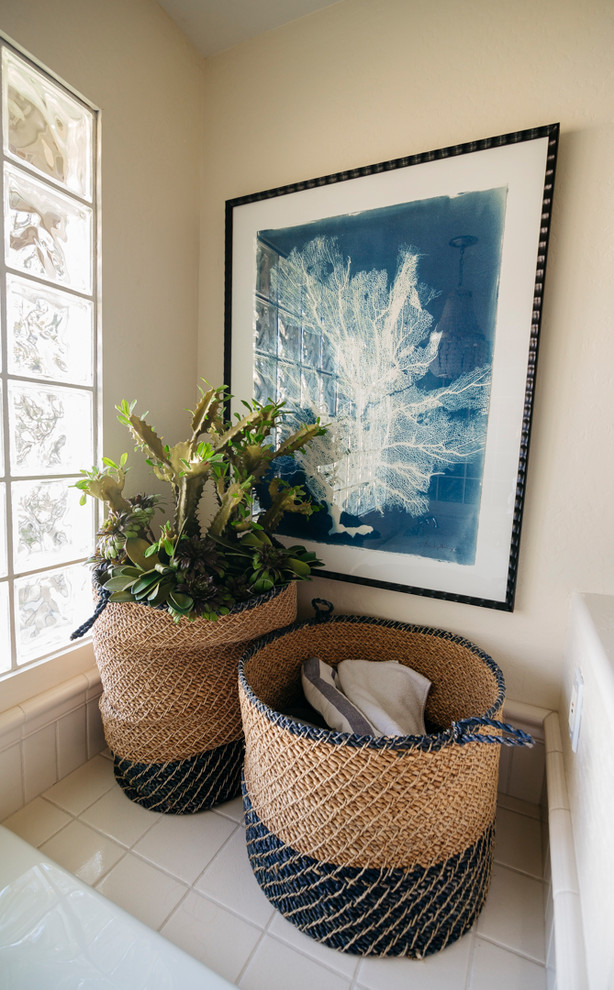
[312,598,335,622]
[453,716,534,747]
[70,587,110,641]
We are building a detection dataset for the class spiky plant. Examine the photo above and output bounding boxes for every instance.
[74,383,326,621]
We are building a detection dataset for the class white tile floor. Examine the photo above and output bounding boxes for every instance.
[2,752,548,990]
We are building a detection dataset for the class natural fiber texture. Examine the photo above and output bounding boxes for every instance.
[237,612,529,955]
[241,700,499,868]
[239,616,502,870]
[242,618,500,738]
[98,638,247,763]
[114,739,244,814]
[244,783,494,959]
[93,582,297,763]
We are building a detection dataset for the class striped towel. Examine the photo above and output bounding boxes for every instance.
[301,656,431,737]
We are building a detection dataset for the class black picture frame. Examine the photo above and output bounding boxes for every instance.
[225,124,559,611]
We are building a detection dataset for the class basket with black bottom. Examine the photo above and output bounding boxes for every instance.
[238,607,533,958]
[91,582,297,814]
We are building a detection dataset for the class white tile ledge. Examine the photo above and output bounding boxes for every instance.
[543,710,588,990]
[500,701,587,990]
[0,669,102,750]
[503,698,551,744]
[0,706,25,749]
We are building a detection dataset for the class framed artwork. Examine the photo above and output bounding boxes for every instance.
[224,123,559,611]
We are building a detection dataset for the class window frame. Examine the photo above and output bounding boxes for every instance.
[0,34,101,683]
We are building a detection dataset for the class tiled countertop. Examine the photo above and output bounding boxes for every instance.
[2,751,548,990]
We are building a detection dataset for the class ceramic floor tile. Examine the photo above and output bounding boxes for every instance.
[195,828,275,928]
[161,890,263,984]
[469,938,546,990]
[356,929,473,990]
[238,934,351,990]
[267,911,359,979]
[3,755,555,990]
[40,819,126,885]
[477,864,545,963]
[96,851,188,930]
[43,755,115,814]
[213,795,244,825]
[132,810,237,884]
[80,784,161,847]
[495,807,543,878]
[2,796,72,847]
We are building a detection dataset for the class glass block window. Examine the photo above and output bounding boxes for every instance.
[1,41,98,675]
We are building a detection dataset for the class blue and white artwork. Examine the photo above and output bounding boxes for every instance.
[254,187,507,566]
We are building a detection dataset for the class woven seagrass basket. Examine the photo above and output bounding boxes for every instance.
[91,581,297,814]
[238,602,533,959]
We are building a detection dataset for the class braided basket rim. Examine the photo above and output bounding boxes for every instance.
[238,614,505,755]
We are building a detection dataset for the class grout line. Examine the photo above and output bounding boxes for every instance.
[491,859,546,885]
[491,858,544,883]
[33,816,131,890]
[90,806,238,887]
[41,787,111,816]
[262,906,276,934]
[264,926,360,982]
[18,733,26,813]
[70,817,132,851]
[474,932,547,968]
[36,816,75,848]
[53,719,61,790]
[155,881,193,933]
[90,848,135,895]
[191,885,272,933]
[496,795,544,822]
[464,926,478,990]
[212,808,245,827]
[235,926,266,986]
[119,815,161,850]
[187,822,242,889]
[122,843,223,888]
[94,847,130,888]
[231,906,357,988]
[73,801,162,852]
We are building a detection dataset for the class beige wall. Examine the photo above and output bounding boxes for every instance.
[198,0,614,709]
[0,0,204,707]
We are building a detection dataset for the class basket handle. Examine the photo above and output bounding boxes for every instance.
[70,586,110,640]
[312,598,335,622]
[453,716,534,747]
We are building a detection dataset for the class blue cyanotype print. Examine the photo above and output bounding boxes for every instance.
[254,187,507,566]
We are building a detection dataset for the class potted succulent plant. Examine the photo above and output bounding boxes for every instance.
[73,382,325,813]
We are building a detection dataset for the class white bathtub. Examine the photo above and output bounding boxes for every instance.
[0,825,235,989]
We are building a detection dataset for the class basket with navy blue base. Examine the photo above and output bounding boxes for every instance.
[238,605,533,958]
[90,582,297,814]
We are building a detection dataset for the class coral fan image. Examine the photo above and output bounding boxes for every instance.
[253,188,506,567]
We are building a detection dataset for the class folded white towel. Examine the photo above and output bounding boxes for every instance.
[301,657,377,735]
[337,659,431,736]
